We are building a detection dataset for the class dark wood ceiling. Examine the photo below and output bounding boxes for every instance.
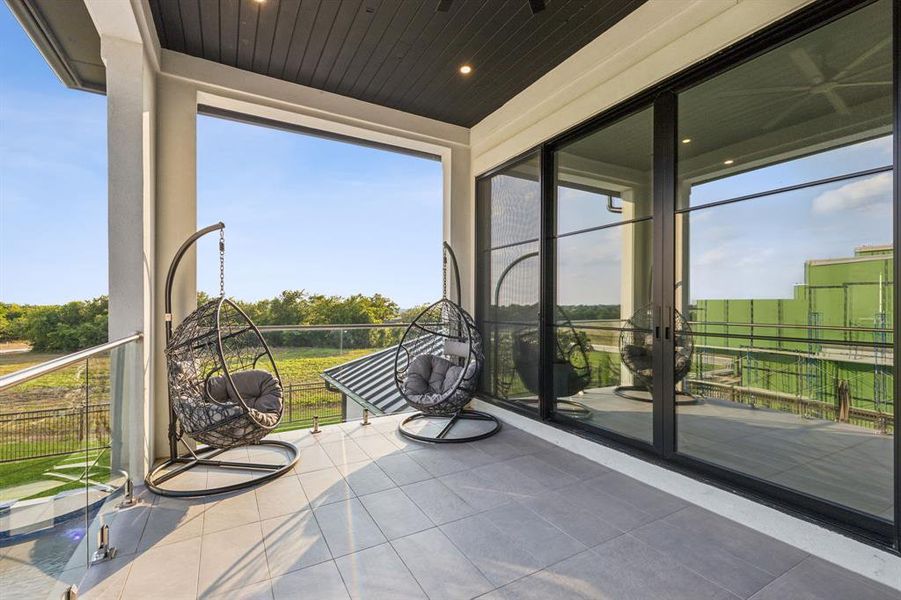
[148,0,646,127]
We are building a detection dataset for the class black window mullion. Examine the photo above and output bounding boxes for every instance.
[539,145,556,421]
[892,0,900,553]
[653,91,677,458]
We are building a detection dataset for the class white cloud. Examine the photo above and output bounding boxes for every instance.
[812,172,892,215]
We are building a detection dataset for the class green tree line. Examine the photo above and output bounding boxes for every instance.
[0,297,109,352]
[1,292,431,353]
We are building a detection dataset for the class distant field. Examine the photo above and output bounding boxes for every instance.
[1,345,387,500]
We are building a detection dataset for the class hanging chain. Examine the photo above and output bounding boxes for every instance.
[442,244,448,301]
[218,228,225,298]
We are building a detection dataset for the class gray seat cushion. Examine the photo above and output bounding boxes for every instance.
[404,354,463,396]
[207,369,283,413]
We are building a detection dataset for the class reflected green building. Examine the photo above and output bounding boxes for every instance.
[692,245,893,416]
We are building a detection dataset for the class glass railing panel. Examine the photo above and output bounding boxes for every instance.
[0,358,91,598]
[0,337,140,598]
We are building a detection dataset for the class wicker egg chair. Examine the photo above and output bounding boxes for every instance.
[393,243,500,443]
[145,223,298,497]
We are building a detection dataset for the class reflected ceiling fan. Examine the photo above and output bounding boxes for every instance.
[716,38,891,129]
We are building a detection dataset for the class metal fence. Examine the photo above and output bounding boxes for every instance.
[0,381,342,462]
[0,405,110,463]
[280,381,344,429]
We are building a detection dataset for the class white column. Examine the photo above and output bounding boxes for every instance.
[103,35,155,482]
[445,145,474,311]
[152,77,197,458]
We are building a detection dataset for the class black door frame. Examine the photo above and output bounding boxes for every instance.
[474,0,900,552]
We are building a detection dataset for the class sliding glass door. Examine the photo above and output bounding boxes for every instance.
[553,107,655,443]
[674,0,894,521]
[475,0,897,544]
[477,152,542,414]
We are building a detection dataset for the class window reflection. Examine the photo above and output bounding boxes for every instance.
[554,107,654,443]
[676,0,894,520]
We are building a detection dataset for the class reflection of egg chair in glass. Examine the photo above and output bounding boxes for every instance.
[614,304,696,404]
[393,243,501,443]
[493,251,592,419]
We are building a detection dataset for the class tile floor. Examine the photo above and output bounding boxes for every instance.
[64,414,899,599]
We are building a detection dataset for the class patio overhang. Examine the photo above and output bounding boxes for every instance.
[8,0,901,594]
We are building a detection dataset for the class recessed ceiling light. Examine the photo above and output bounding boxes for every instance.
[254,0,265,3]
[459,65,473,75]
[681,138,692,144]
[723,159,734,165]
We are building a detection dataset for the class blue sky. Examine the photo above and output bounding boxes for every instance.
[0,4,442,309]
[0,4,107,305]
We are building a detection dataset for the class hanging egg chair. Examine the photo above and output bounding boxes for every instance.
[614,303,697,404]
[393,243,501,443]
[146,223,298,497]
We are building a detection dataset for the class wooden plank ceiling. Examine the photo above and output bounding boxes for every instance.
[148,0,646,127]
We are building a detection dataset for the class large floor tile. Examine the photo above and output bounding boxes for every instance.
[661,506,808,577]
[358,488,433,540]
[121,536,201,600]
[203,490,260,534]
[631,518,776,598]
[314,498,387,557]
[255,474,308,521]
[500,455,579,489]
[488,567,595,600]
[354,434,404,460]
[261,509,332,576]
[552,536,737,599]
[440,514,543,587]
[336,460,396,496]
[201,580,273,600]
[588,471,687,519]
[439,470,511,511]
[401,478,477,525]
[749,557,901,600]
[320,439,371,466]
[375,453,433,486]
[407,445,494,478]
[70,552,134,600]
[138,499,205,552]
[197,522,269,597]
[480,502,586,567]
[558,480,658,532]
[298,466,355,508]
[335,543,427,600]
[538,446,611,479]
[469,460,548,498]
[271,560,350,600]
[295,445,336,474]
[517,490,623,548]
[391,527,493,600]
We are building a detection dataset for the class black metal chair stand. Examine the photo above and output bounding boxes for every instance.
[398,409,501,444]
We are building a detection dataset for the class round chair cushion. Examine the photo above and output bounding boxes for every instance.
[207,369,283,413]
[404,354,463,397]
